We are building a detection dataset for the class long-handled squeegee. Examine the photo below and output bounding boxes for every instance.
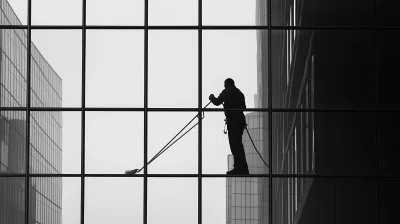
[125,101,212,175]
[125,101,269,175]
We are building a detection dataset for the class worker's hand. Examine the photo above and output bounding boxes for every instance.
[209,94,215,101]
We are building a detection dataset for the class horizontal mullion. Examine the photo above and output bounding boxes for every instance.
[1,107,400,112]
[203,108,400,112]
[1,173,398,178]
[3,25,400,30]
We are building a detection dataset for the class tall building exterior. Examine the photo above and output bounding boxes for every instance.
[0,0,62,223]
[226,112,269,224]
[228,0,399,224]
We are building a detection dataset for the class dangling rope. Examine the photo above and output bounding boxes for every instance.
[223,119,269,168]
[244,126,269,168]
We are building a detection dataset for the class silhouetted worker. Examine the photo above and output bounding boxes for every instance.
[209,78,249,175]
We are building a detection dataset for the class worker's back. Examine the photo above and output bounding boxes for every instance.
[223,86,246,124]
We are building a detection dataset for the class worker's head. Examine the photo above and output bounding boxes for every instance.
[224,78,235,88]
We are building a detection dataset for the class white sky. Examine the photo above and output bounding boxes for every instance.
[6,0,258,224]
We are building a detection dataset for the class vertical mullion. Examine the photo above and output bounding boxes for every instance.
[373,0,379,222]
[198,1,202,224]
[268,1,273,224]
[81,0,86,224]
[144,1,149,224]
[25,1,32,224]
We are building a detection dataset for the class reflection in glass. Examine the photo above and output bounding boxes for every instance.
[86,30,144,107]
[149,30,197,108]
[148,112,197,174]
[31,30,82,107]
[148,178,197,224]
[271,29,374,109]
[203,30,260,108]
[30,111,81,174]
[85,177,143,224]
[203,0,262,26]
[272,0,374,27]
[85,112,143,174]
[30,111,62,174]
[272,112,316,175]
[4,0,27,25]
[87,0,144,25]
[0,28,27,108]
[0,177,26,224]
[0,111,26,173]
[149,0,197,25]
[30,177,80,224]
[32,0,82,25]
[273,112,377,175]
[203,177,268,224]
[272,178,377,224]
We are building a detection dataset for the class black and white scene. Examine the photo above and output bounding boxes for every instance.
[0,0,399,224]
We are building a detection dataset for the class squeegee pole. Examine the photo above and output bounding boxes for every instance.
[134,101,212,174]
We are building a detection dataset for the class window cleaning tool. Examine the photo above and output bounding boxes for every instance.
[125,101,212,175]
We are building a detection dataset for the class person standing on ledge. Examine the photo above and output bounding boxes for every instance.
[209,78,249,175]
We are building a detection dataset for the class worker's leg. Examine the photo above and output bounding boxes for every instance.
[227,123,248,171]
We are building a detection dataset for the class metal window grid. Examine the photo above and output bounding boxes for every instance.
[0,0,399,224]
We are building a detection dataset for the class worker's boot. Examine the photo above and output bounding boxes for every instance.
[226,167,249,175]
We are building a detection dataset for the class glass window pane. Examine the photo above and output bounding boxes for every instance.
[203,0,263,26]
[86,30,144,107]
[148,112,198,174]
[0,177,25,224]
[149,30,197,108]
[273,112,377,176]
[376,0,399,26]
[85,112,143,174]
[0,111,26,173]
[203,177,267,224]
[271,29,375,109]
[0,29,27,108]
[32,0,82,25]
[376,30,400,109]
[379,178,400,223]
[4,0,28,25]
[148,178,197,224]
[149,0,197,25]
[30,111,80,174]
[272,0,374,27]
[203,112,269,175]
[87,0,144,26]
[203,30,261,108]
[378,112,400,176]
[273,178,377,224]
[30,177,80,224]
[31,30,82,107]
[85,177,143,224]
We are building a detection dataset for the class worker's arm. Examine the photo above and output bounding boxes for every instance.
[209,89,227,106]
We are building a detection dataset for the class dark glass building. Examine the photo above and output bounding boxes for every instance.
[0,0,62,223]
[227,0,399,224]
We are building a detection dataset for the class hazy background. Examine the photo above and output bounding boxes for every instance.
[7,0,258,223]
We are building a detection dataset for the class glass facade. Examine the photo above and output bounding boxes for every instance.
[0,0,62,223]
[0,1,399,224]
